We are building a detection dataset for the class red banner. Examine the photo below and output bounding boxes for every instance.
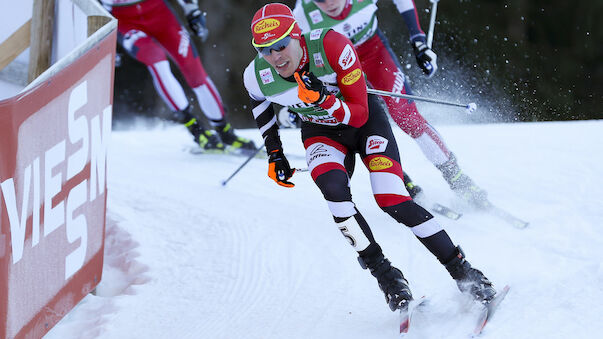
[0,30,116,338]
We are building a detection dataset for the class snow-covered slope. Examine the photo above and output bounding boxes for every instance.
[45,119,603,339]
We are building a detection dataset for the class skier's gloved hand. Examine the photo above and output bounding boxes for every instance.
[186,9,209,42]
[294,71,329,105]
[411,38,438,78]
[268,149,296,188]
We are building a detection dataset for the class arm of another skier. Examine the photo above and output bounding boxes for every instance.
[392,0,438,77]
[176,0,209,41]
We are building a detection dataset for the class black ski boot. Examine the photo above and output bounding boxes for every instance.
[194,128,226,153]
[215,122,256,153]
[444,246,496,303]
[436,153,488,208]
[403,173,423,199]
[186,120,226,153]
[173,106,226,153]
[359,253,413,311]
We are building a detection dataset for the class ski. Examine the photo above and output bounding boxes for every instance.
[472,285,510,337]
[431,203,462,220]
[415,195,462,220]
[486,205,528,229]
[399,296,427,336]
[479,201,528,229]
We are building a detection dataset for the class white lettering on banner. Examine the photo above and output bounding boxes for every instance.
[65,180,88,279]
[67,83,89,180]
[44,140,66,237]
[1,167,31,264]
[0,80,111,279]
[89,106,111,201]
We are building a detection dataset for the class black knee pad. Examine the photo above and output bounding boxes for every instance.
[381,200,433,227]
[315,169,351,202]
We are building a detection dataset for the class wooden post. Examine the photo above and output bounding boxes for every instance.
[0,20,31,72]
[87,16,111,37]
[28,0,55,83]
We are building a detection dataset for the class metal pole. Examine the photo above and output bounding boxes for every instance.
[427,0,440,49]
[366,88,477,112]
[221,145,264,186]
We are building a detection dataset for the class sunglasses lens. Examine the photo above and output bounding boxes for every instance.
[257,36,291,56]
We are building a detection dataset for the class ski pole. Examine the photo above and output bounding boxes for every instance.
[366,88,477,113]
[427,0,440,49]
[221,145,264,186]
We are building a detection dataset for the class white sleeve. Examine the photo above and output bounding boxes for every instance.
[243,61,266,103]
[391,0,415,13]
[293,0,311,33]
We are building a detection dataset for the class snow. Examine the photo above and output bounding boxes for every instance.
[45,118,603,339]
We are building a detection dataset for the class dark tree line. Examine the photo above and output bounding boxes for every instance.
[113,0,602,128]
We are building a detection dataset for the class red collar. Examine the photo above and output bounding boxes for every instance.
[296,38,309,72]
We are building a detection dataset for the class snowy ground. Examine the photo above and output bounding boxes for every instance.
[45,118,603,339]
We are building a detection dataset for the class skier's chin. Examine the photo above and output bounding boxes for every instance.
[275,62,294,77]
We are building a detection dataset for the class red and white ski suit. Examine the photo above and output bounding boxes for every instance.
[294,0,453,166]
[102,0,225,121]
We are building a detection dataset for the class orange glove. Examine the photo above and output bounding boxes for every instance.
[294,71,329,104]
[268,149,296,188]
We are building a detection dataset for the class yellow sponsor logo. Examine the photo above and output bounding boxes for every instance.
[368,157,393,171]
[341,68,362,85]
[254,19,280,33]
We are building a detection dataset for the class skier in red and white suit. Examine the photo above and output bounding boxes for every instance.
[100,0,255,152]
[244,3,497,312]
[293,0,487,206]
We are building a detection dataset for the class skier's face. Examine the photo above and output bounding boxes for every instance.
[262,37,303,78]
[313,0,347,17]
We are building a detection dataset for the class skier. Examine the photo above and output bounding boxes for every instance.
[292,0,487,206]
[100,0,255,153]
[243,3,497,312]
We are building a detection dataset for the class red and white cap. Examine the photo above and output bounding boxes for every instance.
[251,3,302,47]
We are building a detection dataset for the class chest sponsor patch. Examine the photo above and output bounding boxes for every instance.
[259,68,275,85]
[342,68,362,85]
[310,28,323,41]
[366,135,388,154]
[313,53,324,67]
[309,9,324,24]
[368,157,393,171]
[338,44,356,70]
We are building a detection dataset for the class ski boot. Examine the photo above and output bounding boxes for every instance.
[359,252,413,311]
[172,106,227,153]
[403,173,423,199]
[186,120,226,153]
[436,153,489,208]
[444,246,496,303]
[195,129,226,153]
[215,122,257,154]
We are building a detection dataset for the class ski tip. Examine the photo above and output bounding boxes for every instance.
[472,285,511,336]
[399,318,410,335]
[398,296,427,336]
